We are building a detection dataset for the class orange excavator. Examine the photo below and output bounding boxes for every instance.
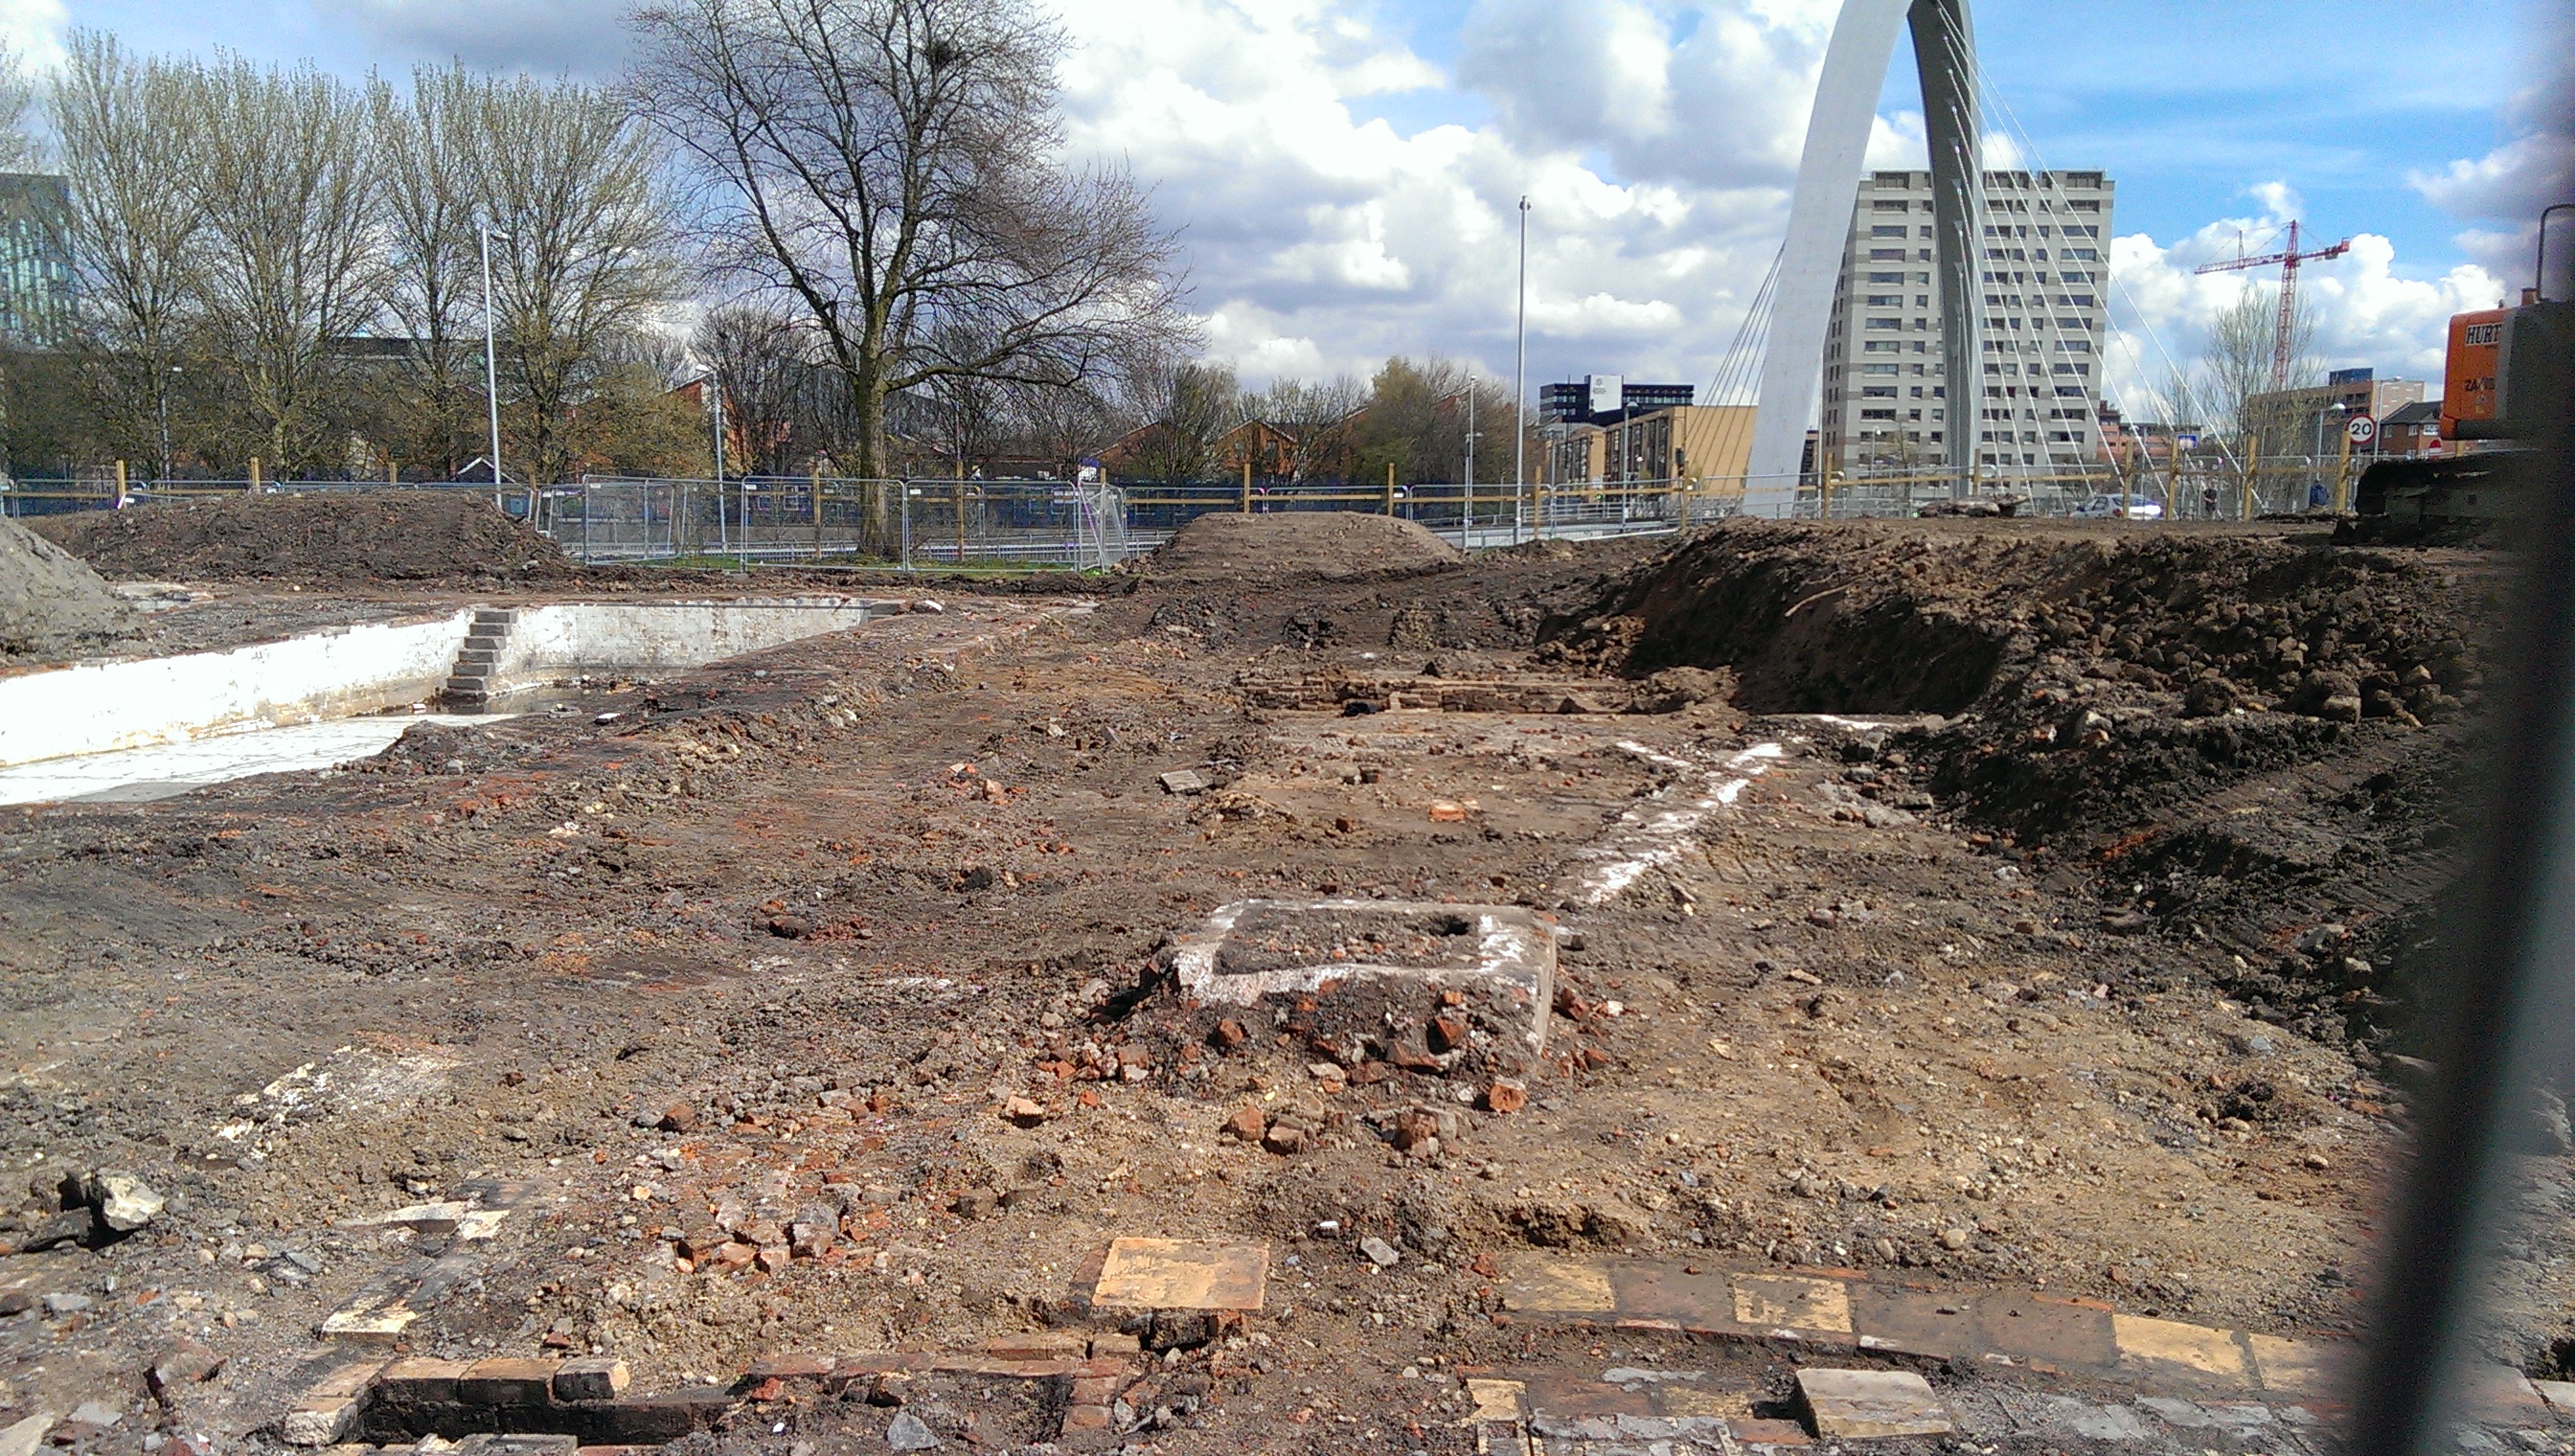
[2352,203,2574,536]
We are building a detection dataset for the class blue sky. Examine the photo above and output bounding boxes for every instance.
[28,0,2567,407]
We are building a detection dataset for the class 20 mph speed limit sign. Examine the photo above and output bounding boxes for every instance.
[2346,415,2379,445]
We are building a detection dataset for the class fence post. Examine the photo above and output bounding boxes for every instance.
[114,460,127,508]
[1382,463,1394,516]
[955,470,967,565]
[1240,458,1251,514]
[2242,433,2259,521]
[248,457,261,494]
[900,484,911,571]
[811,464,824,559]
[388,457,398,489]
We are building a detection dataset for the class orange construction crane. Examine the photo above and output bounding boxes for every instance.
[2193,219,2354,391]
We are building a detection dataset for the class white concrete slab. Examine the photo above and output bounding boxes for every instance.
[0,714,503,807]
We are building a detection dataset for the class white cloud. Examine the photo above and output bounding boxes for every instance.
[2408,9,2573,293]
[310,0,634,75]
[0,0,66,70]
[2106,211,2505,420]
[1056,0,1867,389]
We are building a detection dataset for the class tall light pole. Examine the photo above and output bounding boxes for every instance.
[159,365,181,486]
[1461,375,1477,552]
[1513,196,1529,544]
[479,221,511,509]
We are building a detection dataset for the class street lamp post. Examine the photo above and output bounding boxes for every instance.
[479,221,512,512]
[159,365,181,487]
[2314,402,2347,510]
[1461,375,1477,552]
[1513,195,1529,544]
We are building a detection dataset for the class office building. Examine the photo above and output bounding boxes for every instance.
[1544,405,1756,487]
[1539,376,1695,426]
[1818,169,2115,479]
[0,174,71,347]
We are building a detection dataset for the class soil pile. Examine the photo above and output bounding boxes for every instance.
[32,489,569,582]
[0,513,139,663]
[1141,510,1463,581]
[1554,517,2505,1043]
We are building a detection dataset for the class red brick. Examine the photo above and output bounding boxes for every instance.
[1220,1104,1265,1142]
[459,1357,558,1405]
[307,1360,388,1400]
[555,1357,630,1401]
[1483,1079,1527,1114]
[745,1354,833,1382]
[986,1331,1087,1359]
[1071,1377,1122,1405]
[376,1356,473,1404]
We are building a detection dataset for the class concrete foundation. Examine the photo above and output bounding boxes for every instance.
[1167,899,1556,1055]
[0,597,897,772]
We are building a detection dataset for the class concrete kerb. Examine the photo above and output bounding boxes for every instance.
[286,1341,1147,1449]
[1483,1250,2475,1415]
[1166,898,1556,1057]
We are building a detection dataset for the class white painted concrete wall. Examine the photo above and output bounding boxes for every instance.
[0,611,476,767]
[490,599,887,681]
[0,597,892,769]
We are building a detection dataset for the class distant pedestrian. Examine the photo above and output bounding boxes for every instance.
[2200,485,2219,518]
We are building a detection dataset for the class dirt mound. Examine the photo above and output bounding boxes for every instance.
[0,513,139,663]
[31,490,569,582]
[1553,518,2504,1045]
[1142,510,1463,581]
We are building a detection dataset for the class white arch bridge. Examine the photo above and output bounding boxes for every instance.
[1746,0,1983,516]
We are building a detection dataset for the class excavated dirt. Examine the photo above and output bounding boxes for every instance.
[0,515,139,664]
[0,518,2564,1455]
[1140,510,1464,581]
[1548,519,2507,1049]
[30,490,569,583]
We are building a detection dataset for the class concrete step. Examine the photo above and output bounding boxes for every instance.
[455,646,502,664]
[466,625,510,642]
[443,676,491,695]
[473,608,520,625]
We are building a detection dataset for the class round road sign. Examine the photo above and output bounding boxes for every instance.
[2346,415,2378,445]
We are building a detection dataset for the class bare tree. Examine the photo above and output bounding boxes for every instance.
[2190,284,2320,452]
[371,63,488,476]
[0,38,48,478]
[1120,358,1240,484]
[696,301,817,476]
[478,74,681,485]
[1350,355,1505,487]
[51,34,205,470]
[627,0,1196,482]
[186,53,387,474]
[0,39,39,172]
[1010,376,1116,480]
[1247,375,1365,483]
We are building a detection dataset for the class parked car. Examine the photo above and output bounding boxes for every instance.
[2070,494,2164,520]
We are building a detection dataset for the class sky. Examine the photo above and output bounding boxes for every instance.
[27,0,2575,418]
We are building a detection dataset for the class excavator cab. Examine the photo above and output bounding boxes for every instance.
[2350,203,2574,539]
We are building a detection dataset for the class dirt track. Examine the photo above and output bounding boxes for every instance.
[0,515,2558,1453]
